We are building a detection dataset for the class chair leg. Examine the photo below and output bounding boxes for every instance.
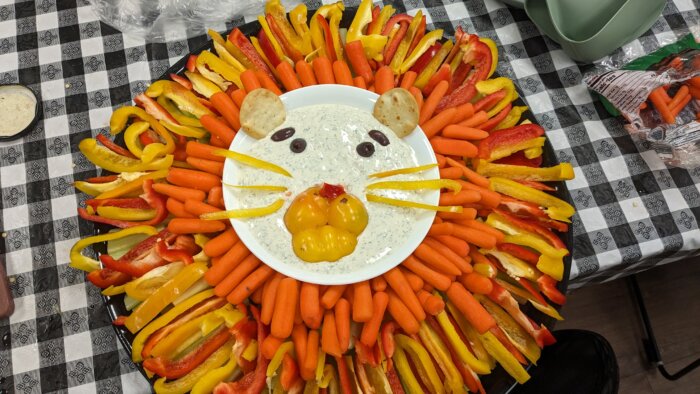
[627,275,700,381]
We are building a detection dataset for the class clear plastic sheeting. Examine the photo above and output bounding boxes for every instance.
[89,0,300,42]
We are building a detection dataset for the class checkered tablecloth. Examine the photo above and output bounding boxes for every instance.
[0,0,698,392]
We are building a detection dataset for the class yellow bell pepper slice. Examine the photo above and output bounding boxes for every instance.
[208,35,246,73]
[436,310,492,374]
[101,284,127,296]
[190,349,239,394]
[489,177,575,221]
[153,338,235,394]
[415,40,453,89]
[150,305,232,358]
[243,340,259,362]
[399,29,444,74]
[476,161,574,182]
[95,206,156,221]
[446,301,496,369]
[160,119,207,139]
[389,11,424,74]
[94,169,168,200]
[346,0,388,61]
[110,106,175,155]
[316,350,326,381]
[395,334,444,393]
[392,346,424,393]
[366,179,461,193]
[79,138,173,173]
[266,0,306,54]
[524,146,543,159]
[69,226,158,272]
[74,171,148,196]
[368,164,438,178]
[310,2,345,60]
[125,262,185,301]
[267,342,294,377]
[289,4,313,55]
[157,95,202,128]
[250,36,278,75]
[184,70,221,99]
[318,364,336,388]
[258,15,286,60]
[475,77,517,118]
[481,249,539,281]
[366,194,462,212]
[147,80,214,119]
[224,183,288,192]
[418,321,464,393]
[123,121,151,158]
[369,5,395,35]
[479,37,499,78]
[125,262,208,333]
[495,105,528,130]
[201,199,284,221]
[198,50,244,89]
[214,149,292,177]
[131,290,216,362]
[480,331,531,384]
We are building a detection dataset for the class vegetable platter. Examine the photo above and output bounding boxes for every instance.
[68,0,576,393]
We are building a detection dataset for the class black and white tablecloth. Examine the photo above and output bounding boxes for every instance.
[0,0,698,392]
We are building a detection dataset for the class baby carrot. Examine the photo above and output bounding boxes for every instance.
[313,56,335,84]
[353,76,367,89]
[203,227,239,257]
[371,276,387,292]
[185,141,226,162]
[255,70,283,95]
[439,190,481,206]
[166,198,195,218]
[400,71,418,90]
[435,153,446,168]
[230,89,247,108]
[452,224,497,249]
[295,60,317,86]
[402,255,452,291]
[345,40,373,84]
[669,94,691,118]
[668,85,689,109]
[417,289,445,316]
[241,69,261,92]
[413,243,461,276]
[445,157,490,188]
[458,180,501,208]
[422,107,457,138]
[335,298,351,352]
[321,311,342,357]
[213,254,260,298]
[207,186,224,208]
[384,267,426,321]
[185,157,224,177]
[184,199,221,216]
[200,114,236,146]
[227,264,274,304]
[332,60,354,86]
[409,86,424,111]
[460,272,493,295]
[359,291,389,347]
[209,134,228,148]
[251,285,263,304]
[437,208,477,221]
[431,137,479,158]
[152,183,205,202]
[167,218,225,234]
[452,102,475,123]
[208,93,241,132]
[292,323,307,367]
[649,87,675,123]
[439,167,463,179]
[446,282,496,334]
[424,238,471,274]
[261,273,284,325]
[271,278,300,339]
[435,235,470,257]
[386,289,420,334]
[420,80,449,124]
[442,125,489,140]
[459,111,489,128]
[428,222,455,237]
[261,335,284,360]
[276,61,303,91]
[352,281,373,323]
[375,65,395,94]
[302,330,319,381]
[204,241,249,286]
[401,268,424,292]
[321,285,347,309]
[167,167,221,192]
[300,283,323,329]
[461,219,505,243]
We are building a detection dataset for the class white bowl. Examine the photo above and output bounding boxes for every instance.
[222,84,439,285]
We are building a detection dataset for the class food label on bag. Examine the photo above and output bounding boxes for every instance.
[585,70,673,115]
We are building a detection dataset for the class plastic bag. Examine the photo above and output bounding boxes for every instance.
[89,0,300,43]
[585,28,700,168]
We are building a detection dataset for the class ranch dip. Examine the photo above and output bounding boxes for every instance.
[231,104,433,275]
[0,85,37,137]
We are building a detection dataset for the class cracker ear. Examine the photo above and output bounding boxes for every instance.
[239,88,286,139]
[373,88,419,138]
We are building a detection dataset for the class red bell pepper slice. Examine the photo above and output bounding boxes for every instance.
[478,102,512,131]
[383,20,410,66]
[280,354,299,391]
[537,275,567,305]
[435,73,478,111]
[85,197,151,210]
[139,129,160,146]
[497,243,540,265]
[381,14,414,36]
[495,209,567,250]
[335,356,354,394]
[185,55,197,72]
[316,14,337,62]
[462,35,493,82]
[78,179,168,229]
[493,151,543,168]
[386,366,406,394]
[406,16,426,58]
[515,277,548,306]
[134,93,179,124]
[267,14,303,63]
[355,341,378,367]
[423,63,452,96]
[409,42,441,75]
[86,268,130,289]
[449,61,473,94]
[85,174,118,183]
[381,321,397,359]
[99,229,173,277]
[257,29,282,68]
[170,73,193,90]
[478,123,545,160]
[490,325,527,365]
[155,239,195,265]
[112,315,128,326]
[229,28,275,82]
[96,134,136,159]
[499,195,548,219]
[474,89,507,112]
[514,180,556,192]
[366,5,381,33]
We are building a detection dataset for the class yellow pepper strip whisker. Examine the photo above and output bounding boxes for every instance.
[223,183,288,192]
[214,149,292,178]
[366,194,462,212]
[366,179,461,193]
[368,163,438,178]
[201,199,285,220]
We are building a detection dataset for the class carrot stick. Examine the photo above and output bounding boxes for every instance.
[668,85,689,109]
[400,71,418,90]
[300,283,323,329]
[200,113,236,146]
[459,111,489,128]
[204,241,249,286]
[461,219,505,243]
[208,134,228,148]
[332,60,354,86]
[649,87,675,123]
[439,190,481,206]
[334,298,351,352]
[669,94,691,117]
[295,60,317,86]
[446,282,496,334]
[261,335,284,360]
[230,89,247,108]
[255,70,283,95]
[276,62,303,92]
[384,267,426,321]
[213,254,260,298]
[401,268,424,292]
[457,180,501,208]
[452,102,475,123]
[359,291,389,347]
[261,273,284,325]
[413,243,461,276]
[292,323,307,367]
[431,137,478,158]
[420,80,449,124]
[375,65,395,94]
[409,86,424,111]
[424,238,471,274]
[166,197,195,218]
[418,290,445,316]
[401,256,452,291]
[460,272,493,295]
[302,330,319,380]
[386,289,420,334]
[435,235,470,257]
[452,224,497,249]
[207,186,224,209]
[422,107,457,138]
[439,167,463,179]
[152,183,205,202]
[352,281,373,323]
[208,93,241,132]
[437,208,477,221]
[227,264,274,304]
[321,311,342,357]
[185,141,226,162]
[442,125,489,140]
[312,56,335,84]
[185,157,224,177]
[343,284,354,307]
[271,278,300,339]
[241,69,261,93]
[167,218,225,234]
[203,227,239,257]
[251,285,263,304]
[345,40,373,84]
[371,276,387,292]
[353,76,367,89]
[428,222,455,237]
[435,153,446,168]
[445,157,490,188]
[321,285,347,309]
[184,199,221,216]
[167,167,221,192]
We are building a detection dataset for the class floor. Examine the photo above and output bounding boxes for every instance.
[557,258,700,393]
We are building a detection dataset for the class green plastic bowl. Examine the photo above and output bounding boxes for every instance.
[524,0,665,63]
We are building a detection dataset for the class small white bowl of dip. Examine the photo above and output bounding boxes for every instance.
[223,84,440,285]
[0,84,40,141]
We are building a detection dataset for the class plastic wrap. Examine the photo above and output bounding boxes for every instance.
[89,0,300,43]
[585,27,700,168]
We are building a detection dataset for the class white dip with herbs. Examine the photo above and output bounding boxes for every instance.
[231,104,433,275]
[0,85,37,137]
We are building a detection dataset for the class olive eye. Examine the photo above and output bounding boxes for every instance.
[356,142,375,157]
[290,138,307,153]
[271,127,295,141]
[368,130,389,146]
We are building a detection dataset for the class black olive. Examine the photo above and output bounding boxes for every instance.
[290,138,307,153]
[368,129,389,146]
[271,127,295,141]
[356,142,375,157]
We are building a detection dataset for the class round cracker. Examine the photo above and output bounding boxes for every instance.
[373,88,419,138]
[239,88,286,139]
